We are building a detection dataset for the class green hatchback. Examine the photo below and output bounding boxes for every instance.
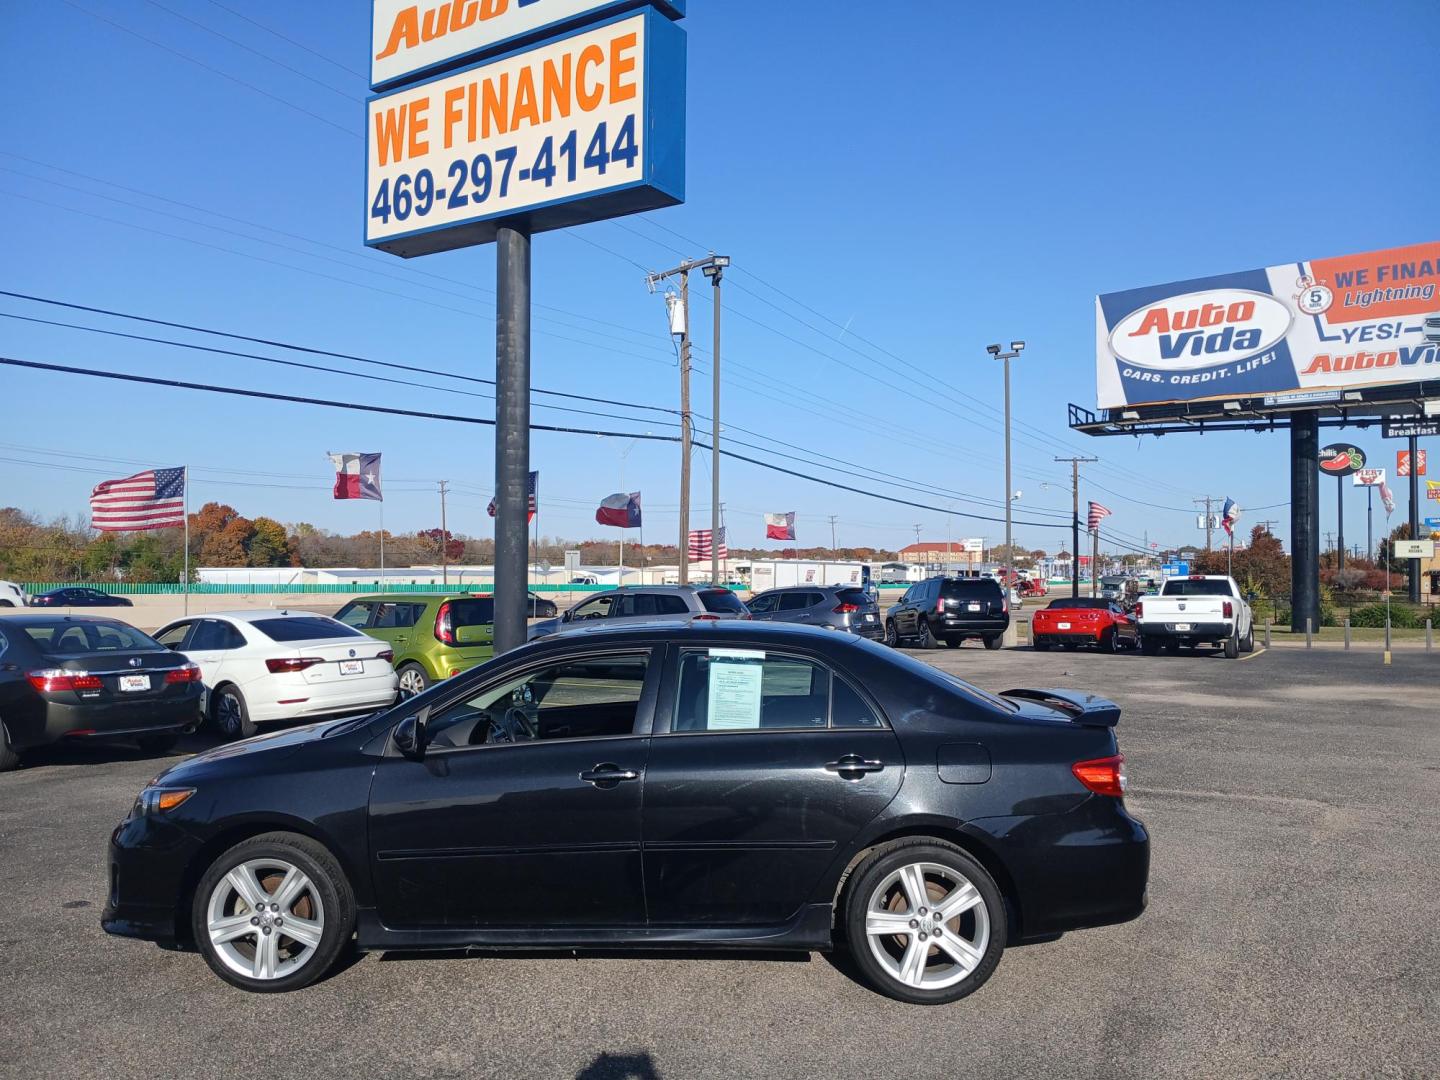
[334,594,494,696]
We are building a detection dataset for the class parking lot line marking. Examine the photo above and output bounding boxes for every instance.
[1239,646,1268,661]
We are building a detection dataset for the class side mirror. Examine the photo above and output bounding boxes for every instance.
[393,707,430,761]
[561,609,573,623]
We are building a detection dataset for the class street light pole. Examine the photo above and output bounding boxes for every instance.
[987,342,1025,604]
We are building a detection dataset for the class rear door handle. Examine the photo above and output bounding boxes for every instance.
[825,755,885,777]
[579,763,640,786]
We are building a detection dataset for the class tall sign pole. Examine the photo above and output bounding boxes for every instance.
[365,2,688,651]
[1409,434,1421,603]
[704,258,726,585]
[1056,455,1096,597]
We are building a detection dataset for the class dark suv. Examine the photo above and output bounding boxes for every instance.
[885,576,1009,650]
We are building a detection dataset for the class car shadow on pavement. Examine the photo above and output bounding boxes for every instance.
[575,1052,662,1080]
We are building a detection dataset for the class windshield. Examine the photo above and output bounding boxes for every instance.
[251,617,365,642]
[23,620,162,654]
[836,588,873,607]
[1161,579,1234,597]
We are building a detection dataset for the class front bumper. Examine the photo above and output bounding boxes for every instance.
[101,815,204,945]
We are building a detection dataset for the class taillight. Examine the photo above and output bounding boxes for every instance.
[265,657,323,673]
[936,597,945,613]
[1134,601,1143,619]
[1072,754,1127,797]
[164,663,202,684]
[435,601,455,645]
[377,649,394,663]
[691,613,721,622]
[1223,601,1233,618]
[28,669,103,692]
[834,602,859,614]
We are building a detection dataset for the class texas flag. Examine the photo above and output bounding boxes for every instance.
[596,492,643,528]
[765,511,796,541]
[328,452,382,501]
[1221,497,1241,537]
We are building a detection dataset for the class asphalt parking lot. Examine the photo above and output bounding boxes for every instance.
[3,644,1436,1080]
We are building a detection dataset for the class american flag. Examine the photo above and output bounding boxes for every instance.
[90,468,186,531]
[688,527,728,560]
[1087,501,1112,531]
[488,470,538,522]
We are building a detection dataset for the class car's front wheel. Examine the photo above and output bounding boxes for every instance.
[844,839,1006,1005]
[192,832,354,993]
[883,620,899,648]
[916,620,939,650]
[0,721,19,771]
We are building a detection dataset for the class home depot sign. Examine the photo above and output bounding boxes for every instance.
[1397,449,1428,477]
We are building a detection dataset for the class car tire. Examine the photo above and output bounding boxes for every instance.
[843,838,1007,1006]
[944,637,962,648]
[0,600,12,608]
[396,663,431,698]
[884,620,899,648]
[137,733,180,756]
[1101,629,1120,654]
[192,831,354,993]
[0,721,20,771]
[213,684,257,740]
[982,635,1002,651]
[1239,624,1255,653]
[1223,633,1240,659]
[916,620,940,650]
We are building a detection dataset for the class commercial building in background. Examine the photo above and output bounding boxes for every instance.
[897,540,986,569]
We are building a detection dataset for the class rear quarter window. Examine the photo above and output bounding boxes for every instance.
[448,598,495,626]
[250,617,364,642]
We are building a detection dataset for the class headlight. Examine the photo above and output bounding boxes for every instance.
[133,786,196,817]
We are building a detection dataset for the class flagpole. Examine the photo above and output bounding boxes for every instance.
[379,501,385,593]
[183,465,190,616]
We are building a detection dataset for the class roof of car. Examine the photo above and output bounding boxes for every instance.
[341,593,492,603]
[532,619,861,646]
[0,613,136,626]
[172,609,332,624]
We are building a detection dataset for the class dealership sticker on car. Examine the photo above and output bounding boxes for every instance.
[339,660,364,675]
[119,674,150,692]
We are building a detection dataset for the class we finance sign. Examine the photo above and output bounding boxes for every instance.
[371,0,686,89]
[365,9,685,256]
[1096,242,1440,409]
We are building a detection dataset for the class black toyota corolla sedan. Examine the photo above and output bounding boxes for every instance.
[102,621,1148,1004]
[0,615,203,770]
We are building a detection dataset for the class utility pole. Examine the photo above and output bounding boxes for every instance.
[1056,456,1097,598]
[986,342,1025,603]
[1194,496,1215,552]
[1408,434,1421,603]
[828,514,838,552]
[648,254,728,586]
[438,480,450,586]
[493,224,530,654]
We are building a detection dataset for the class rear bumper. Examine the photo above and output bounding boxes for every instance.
[1032,628,1103,645]
[1141,621,1231,641]
[247,678,399,724]
[14,696,200,750]
[966,796,1149,941]
[937,616,1009,635]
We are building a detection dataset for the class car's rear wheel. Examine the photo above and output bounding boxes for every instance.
[1239,624,1255,653]
[883,620,898,648]
[982,634,1002,651]
[1101,629,1120,654]
[213,685,257,740]
[137,733,179,756]
[844,840,1006,1005]
[396,663,430,697]
[192,832,354,993]
[1223,633,1240,659]
[916,620,939,650]
[0,721,20,771]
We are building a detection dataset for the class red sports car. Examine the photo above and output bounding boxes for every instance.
[1031,597,1139,652]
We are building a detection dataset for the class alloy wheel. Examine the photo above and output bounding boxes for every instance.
[397,666,428,697]
[205,859,326,982]
[215,692,242,738]
[863,861,990,991]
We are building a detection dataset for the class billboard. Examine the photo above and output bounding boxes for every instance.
[370,0,686,90]
[1096,242,1440,409]
[365,9,685,256]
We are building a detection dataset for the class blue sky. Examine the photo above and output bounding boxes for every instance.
[1,0,1437,558]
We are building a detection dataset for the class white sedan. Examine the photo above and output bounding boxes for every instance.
[153,610,398,739]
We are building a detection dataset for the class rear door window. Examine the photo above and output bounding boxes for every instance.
[372,602,425,629]
[189,620,245,650]
[673,650,830,732]
[777,591,812,612]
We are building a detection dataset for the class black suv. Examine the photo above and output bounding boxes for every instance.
[885,577,1009,650]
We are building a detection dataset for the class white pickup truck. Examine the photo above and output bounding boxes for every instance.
[1134,574,1254,658]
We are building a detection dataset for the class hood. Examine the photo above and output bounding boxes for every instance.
[154,716,370,784]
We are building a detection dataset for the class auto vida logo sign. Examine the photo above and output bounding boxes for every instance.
[1095,241,1440,409]
[1108,289,1292,372]
[1318,443,1366,476]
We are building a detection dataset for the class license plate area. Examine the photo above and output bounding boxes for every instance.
[1057,622,1071,630]
[1174,623,1192,632]
[339,660,364,675]
[119,674,151,692]
[967,603,981,611]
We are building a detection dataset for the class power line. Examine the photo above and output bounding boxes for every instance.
[203,0,367,79]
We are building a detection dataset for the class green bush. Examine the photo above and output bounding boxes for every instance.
[1346,603,1424,629]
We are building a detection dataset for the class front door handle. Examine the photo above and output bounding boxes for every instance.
[825,755,885,777]
[579,763,640,787]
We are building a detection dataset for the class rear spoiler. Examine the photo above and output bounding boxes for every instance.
[1001,688,1121,728]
